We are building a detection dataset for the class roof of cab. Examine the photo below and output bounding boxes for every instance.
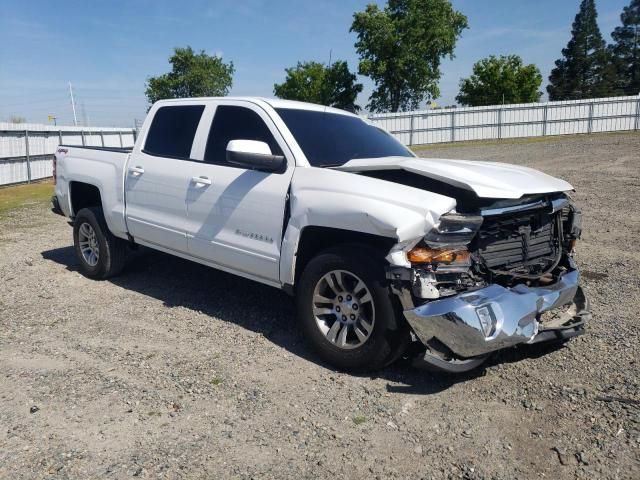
[154,96,359,117]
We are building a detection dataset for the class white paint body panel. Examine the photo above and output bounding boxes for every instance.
[181,100,295,283]
[336,157,573,199]
[124,150,191,252]
[279,167,456,286]
[53,148,130,239]
[54,96,576,290]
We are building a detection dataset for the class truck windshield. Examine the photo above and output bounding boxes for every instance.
[275,108,413,167]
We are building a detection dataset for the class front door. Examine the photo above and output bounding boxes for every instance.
[184,102,294,284]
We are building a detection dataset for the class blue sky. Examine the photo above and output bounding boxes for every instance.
[0,0,630,126]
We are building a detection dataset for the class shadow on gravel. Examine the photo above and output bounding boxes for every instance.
[379,339,567,395]
[41,245,568,396]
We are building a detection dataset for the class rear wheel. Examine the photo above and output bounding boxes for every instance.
[296,245,409,371]
[73,207,127,279]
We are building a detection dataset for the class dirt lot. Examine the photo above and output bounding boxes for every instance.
[1,132,639,479]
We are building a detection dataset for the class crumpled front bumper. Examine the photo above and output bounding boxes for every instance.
[404,268,590,358]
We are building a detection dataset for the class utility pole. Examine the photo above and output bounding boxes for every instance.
[133,118,140,142]
[68,82,78,126]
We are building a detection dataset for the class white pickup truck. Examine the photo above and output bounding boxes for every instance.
[52,97,590,372]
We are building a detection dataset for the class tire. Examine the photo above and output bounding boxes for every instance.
[73,207,127,280]
[296,244,409,371]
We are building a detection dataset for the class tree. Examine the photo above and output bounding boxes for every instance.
[456,55,542,106]
[610,0,640,95]
[9,115,26,124]
[547,0,615,100]
[273,61,363,111]
[350,0,467,113]
[145,47,234,106]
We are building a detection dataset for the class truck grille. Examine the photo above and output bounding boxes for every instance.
[473,209,559,274]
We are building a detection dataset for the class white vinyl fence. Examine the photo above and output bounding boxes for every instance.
[367,94,640,146]
[2,94,638,186]
[0,123,136,186]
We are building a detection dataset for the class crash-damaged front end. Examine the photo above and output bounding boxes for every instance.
[386,194,591,372]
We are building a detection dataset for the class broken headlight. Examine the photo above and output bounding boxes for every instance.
[407,247,470,265]
[424,212,483,248]
[568,207,582,239]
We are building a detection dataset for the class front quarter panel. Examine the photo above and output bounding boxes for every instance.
[279,167,456,286]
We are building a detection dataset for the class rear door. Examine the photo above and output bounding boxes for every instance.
[184,101,295,284]
[124,104,205,252]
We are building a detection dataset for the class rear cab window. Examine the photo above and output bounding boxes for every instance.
[144,105,205,159]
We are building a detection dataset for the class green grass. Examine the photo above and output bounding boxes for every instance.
[352,415,367,425]
[0,181,53,217]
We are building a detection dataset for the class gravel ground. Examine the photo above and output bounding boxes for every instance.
[1,132,639,479]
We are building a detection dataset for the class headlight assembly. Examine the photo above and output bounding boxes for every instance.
[407,247,470,265]
[423,212,483,248]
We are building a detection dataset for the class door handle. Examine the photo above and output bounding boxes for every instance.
[191,176,212,186]
[129,166,145,175]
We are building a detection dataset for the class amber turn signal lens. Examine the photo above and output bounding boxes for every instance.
[407,247,470,264]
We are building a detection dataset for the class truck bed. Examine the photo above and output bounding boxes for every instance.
[54,144,133,238]
[60,145,133,153]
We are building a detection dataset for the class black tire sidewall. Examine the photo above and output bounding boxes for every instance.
[73,208,111,279]
[296,245,401,371]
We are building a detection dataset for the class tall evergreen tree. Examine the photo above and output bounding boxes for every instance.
[547,0,615,100]
[610,0,640,95]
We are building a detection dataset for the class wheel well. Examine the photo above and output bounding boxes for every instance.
[70,182,102,216]
[294,226,396,285]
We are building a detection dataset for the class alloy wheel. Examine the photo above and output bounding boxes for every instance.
[312,269,376,350]
[78,222,100,267]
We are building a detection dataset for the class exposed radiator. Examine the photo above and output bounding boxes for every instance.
[473,209,558,273]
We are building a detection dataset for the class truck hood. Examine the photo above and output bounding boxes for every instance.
[334,157,573,199]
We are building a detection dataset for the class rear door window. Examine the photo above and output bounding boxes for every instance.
[204,106,282,165]
[144,105,205,159]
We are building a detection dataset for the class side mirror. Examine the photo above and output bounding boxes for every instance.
[226,140,285,173]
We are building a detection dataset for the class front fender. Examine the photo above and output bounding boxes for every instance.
[279,167,456,286]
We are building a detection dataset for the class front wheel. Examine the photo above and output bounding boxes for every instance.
[296,245,409,371]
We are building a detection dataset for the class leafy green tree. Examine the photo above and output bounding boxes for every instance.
[145,47,234,106]
[456,55,542,106]
[547,0,615,100]
[273,61,363,111]
[350,0,467,112]
[610,0,640,95]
